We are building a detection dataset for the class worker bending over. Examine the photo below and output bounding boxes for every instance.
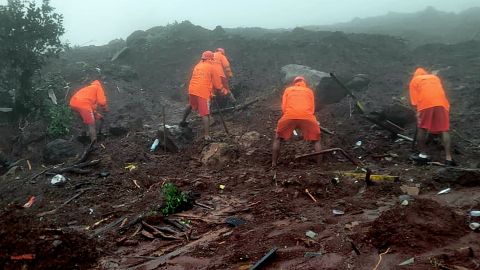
[272,76,321,167]
[180,51,226,140]
[69,80,108,143]
[409,67,456,166]
[213,48,236,103]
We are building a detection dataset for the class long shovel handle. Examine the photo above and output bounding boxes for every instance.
[329,72,366,114]
[213,97,230,135]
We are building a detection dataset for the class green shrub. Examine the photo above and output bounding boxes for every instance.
[161,182,189,216]
[47,104,73,138]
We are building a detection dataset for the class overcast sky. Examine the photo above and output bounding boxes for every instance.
[2,0,479,45]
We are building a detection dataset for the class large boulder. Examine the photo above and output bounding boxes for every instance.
[200,143,237,169]
[43,139,83,164]
[156,125,194,152]
[281,64,330,88]
[281,64,371,107]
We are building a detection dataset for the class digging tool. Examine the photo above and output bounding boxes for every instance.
[212,96,230,135]
[329,72,366,113]
[330,72,413,141]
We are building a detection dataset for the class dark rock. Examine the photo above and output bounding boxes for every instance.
[433,167,480,186]
[43,139,82,164]
[346,74,371,91]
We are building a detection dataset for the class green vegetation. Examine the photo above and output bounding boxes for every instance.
[0,0,65,115]
[161,182,190,216]
[47,104,73,137]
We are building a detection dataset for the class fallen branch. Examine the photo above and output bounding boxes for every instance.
[211,97,260,114]
[92,216,128,237]
[304,189,317,202]
[295,148,360,166]
[320,126,334,135]
[37,188,91,217]
[372,247,391,270]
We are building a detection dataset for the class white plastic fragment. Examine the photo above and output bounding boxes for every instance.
[50,174,66,186]
[437,188,451,195]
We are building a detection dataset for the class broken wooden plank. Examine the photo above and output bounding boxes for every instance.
[250,247,278,270]
[295,148,360,166]
[37,188,91,217]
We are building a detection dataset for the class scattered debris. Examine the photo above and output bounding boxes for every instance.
[22,196,36,208]
[50,174,67,186]
[37,188,91,217]
[332,209,345,216]
[225,216,246,227]
[345,221,360,230]
[437,188,452,195]
[99,171,110,177]
[469,210,480,217]
[219,184,225,190]
[340,171,399,182]
[10,254,35,260]
[469,223,480,231]
[373,247,391,270]
[296,148,360,166]
[249,247,277,270]
[350,241,361,255]
[150,138,160,152]
[399,195,413,202]
[400,185,420,196]
[132,180,141,189]
[124,163,137,171]
[305,189,317,202]
[305,230,317,239]
[304,252,323,258]
[398,257,415,266]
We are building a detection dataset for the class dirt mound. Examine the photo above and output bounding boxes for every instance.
[0,209,99,270]
[365,198,468,253]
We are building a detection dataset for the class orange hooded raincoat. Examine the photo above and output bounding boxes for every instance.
[409,68,450,112]
[188,60,223,100]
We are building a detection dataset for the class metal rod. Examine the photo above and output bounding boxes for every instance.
[213,97,230,135]
[162,106,167,152]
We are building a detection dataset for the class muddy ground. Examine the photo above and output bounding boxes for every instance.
[1,24,480,270]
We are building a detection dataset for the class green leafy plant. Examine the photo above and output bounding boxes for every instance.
[47,104,73,137]
[161,182,189,216]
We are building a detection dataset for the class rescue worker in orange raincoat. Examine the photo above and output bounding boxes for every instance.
[69,80,108,143]
[213,48,236,103]
[180,51,226,140]
[409,67,456,166]
[272,76,321,167]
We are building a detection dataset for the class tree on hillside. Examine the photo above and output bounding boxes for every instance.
[0,0,64,115]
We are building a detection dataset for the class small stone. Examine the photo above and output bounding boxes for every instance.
[304,252,322,258]
[305,230,317,239]
[398,257,414,266]
[52,240,62,247]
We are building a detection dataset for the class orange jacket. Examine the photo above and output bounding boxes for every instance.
[409,68,450,111]
[70,80,107,109]
[281,81,317,120]
[213,52,233,78]
[188,60,223,100]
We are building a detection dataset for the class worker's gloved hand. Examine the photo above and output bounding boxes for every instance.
[221,88,228,95]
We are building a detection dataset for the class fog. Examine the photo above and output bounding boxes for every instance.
[2,0,479,45]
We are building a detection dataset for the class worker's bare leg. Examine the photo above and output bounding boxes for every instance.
[180,104,192,124]
[96,118,104,135]
[202,115,210,140]
[88,124,97,143]
[416,128,428,156]
[313,140,322,164]
[441,131,453,161]
[272,136,281,167]
[228,92,237,103]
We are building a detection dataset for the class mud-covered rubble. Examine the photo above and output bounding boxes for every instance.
[1,22,480,270]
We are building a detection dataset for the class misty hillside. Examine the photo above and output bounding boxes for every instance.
[304,6,480,46]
